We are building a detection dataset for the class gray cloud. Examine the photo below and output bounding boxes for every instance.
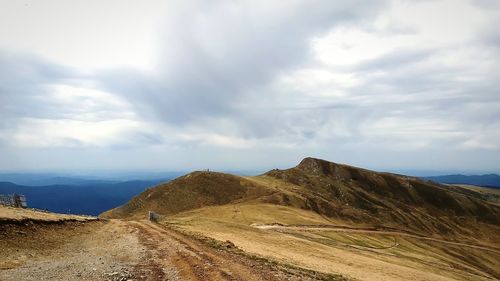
[1,0,500,172]
[0,51,74,120]
[98,0,389,127]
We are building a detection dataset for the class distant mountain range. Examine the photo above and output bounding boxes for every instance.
[0,172,185,186]
[424,174,500,188]
[0,179,169,216]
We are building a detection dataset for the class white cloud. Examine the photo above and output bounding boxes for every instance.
[0,80,150,148]
[47,84,136,121]
[5,118,147,148]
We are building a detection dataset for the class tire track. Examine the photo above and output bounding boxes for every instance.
[128,221,272,281]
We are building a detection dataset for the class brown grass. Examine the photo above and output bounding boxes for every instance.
[101,171,273,219]
[0,205,96,223]
[103,158,499,243]
[101,157,500,280]
[165,203,500,281]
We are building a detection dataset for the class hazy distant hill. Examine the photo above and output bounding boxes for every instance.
[0,180,167,215]
[425,174,500,188]
[0,172,185,186]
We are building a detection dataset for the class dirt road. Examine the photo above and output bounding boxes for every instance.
[128,220,289,281]
[0,219,337,281]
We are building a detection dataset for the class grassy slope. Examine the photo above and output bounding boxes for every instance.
[102,158,500,241]
[166,203,499,281]
[257,158,500,241]
[444,184,500,206]
[0,205,96,223]
[101,157,500,280]
[449,184,500,196]
[101,171,274,219]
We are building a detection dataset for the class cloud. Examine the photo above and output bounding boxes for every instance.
[0,51,73,120]
[1,0,500,171]
[0,51,151,148]
[98,0,389,126]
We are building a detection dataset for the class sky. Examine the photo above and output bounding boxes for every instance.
[1,0,499,174]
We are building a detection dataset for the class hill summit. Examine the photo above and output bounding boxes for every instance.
[100,171,272,219]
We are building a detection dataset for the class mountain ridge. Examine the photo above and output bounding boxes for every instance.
[102,157,500,242]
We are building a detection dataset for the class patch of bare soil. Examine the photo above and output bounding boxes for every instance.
[0,219,143,281]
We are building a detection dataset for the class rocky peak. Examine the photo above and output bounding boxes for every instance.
[296,157,354,180]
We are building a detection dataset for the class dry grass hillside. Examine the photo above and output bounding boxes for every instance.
[101,171,274,220]
[0,205,96,223]
[443,184,500,206]
[103,158,499,241]
[260,158,500,241]
[166,203,500,281]
[100,157,500,280]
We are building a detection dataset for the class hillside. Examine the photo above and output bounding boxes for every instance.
[261,158,500,238]
[0,205,96,223]
[103,157,500,239]
[101,157,500,281]
[101,171,273,219]
[440,184,500,206]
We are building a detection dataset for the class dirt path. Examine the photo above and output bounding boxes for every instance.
[128,220,342,280]
[253,224,500,254]
[129,220,273,281]
[0,219,335,281]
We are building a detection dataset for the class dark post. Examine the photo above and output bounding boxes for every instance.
[148,211,157,222]
[13,194,22,208]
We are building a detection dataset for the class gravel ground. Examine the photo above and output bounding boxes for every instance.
[0,219,342,281]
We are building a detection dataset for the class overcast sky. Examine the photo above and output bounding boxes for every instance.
[1,0,499,173]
